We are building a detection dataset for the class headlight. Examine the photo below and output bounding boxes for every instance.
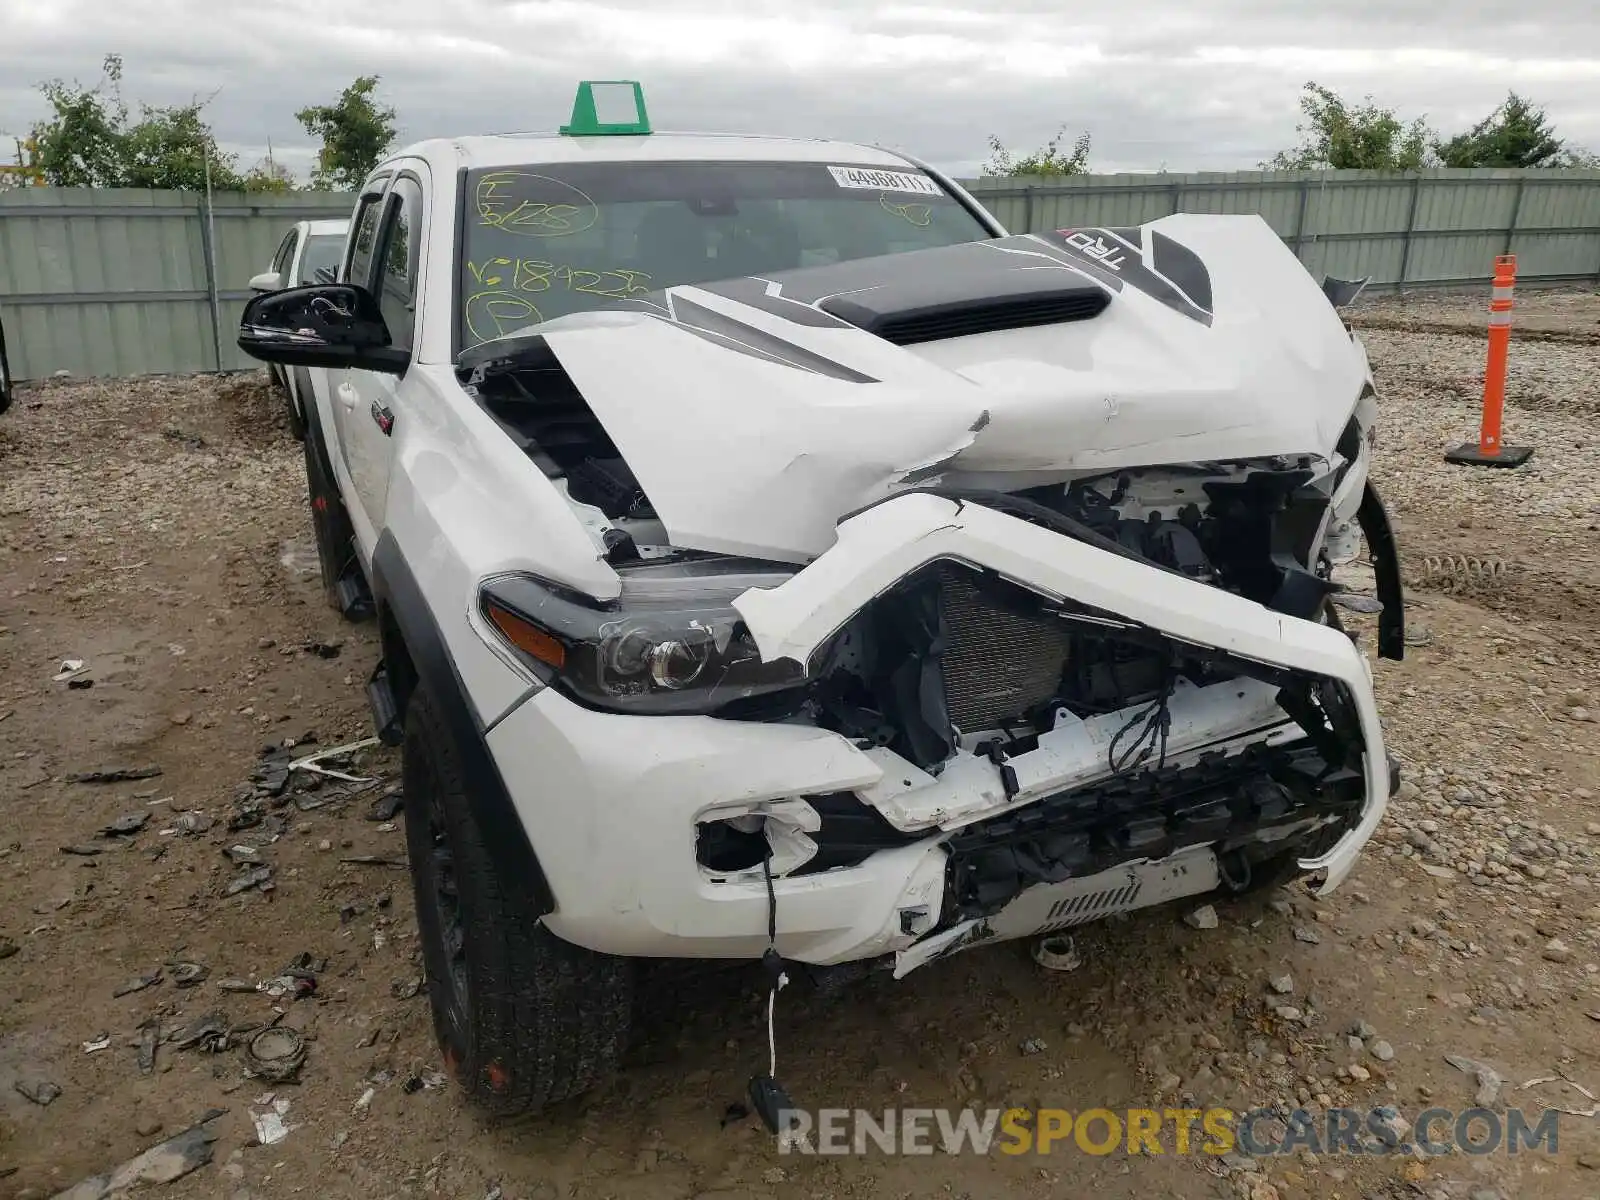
[477,558,806,715]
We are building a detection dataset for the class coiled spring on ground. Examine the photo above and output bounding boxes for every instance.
[1409,554,1512,594]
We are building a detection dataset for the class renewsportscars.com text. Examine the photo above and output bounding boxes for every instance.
[774,1105,1561,1158]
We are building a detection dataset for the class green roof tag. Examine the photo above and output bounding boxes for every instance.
[560,81,652,136]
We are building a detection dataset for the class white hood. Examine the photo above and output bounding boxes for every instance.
[533,213,1370,562]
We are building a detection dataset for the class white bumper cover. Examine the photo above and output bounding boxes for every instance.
[487,493,1389,972]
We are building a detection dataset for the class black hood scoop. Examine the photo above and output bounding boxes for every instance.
[687,235,1113,346]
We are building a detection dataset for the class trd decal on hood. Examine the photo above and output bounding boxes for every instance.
[630,291,878,383]
[1042,226,1215,327]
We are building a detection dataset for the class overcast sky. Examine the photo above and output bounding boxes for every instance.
[3,0,1598,180]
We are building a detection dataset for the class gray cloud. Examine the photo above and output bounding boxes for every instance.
[2,0,1597,180]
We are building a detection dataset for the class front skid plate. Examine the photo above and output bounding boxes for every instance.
[892,844,1220,978]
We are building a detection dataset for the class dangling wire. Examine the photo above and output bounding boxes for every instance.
[1107,658,1178,777]
[760,846,788,1080]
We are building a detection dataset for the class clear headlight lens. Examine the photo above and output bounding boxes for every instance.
[478,558,805,715]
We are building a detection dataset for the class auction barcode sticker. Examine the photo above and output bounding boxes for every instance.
[827,165,943,196]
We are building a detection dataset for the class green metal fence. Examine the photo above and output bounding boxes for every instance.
[965,167,1600,293]
[0,188,354,381]
[2,168,1599,381]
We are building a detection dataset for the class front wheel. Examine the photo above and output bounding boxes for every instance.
[402,684,634,1117]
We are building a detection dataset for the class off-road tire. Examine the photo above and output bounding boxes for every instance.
[402,684,634,1118]
[302,412,358,614]
[286,367,311,441]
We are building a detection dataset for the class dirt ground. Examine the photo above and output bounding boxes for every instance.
[1,287,1598,1200]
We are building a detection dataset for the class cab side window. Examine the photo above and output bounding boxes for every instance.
[270,230,297,276]
[344,180,390,288]
[373,177,423,353]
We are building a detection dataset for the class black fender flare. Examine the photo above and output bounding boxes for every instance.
[1357,481,1405,662]
[369,531,556,915]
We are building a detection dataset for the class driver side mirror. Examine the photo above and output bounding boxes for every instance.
[238,283,409,375]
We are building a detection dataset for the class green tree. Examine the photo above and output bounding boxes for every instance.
[241,158,296,192]
[295,76,398,189]
[981,126,1092,177]
[123,101,242,191]
[1266,82,1433,170]
[29,54,130,187]
[1434,92,1594,168]
[29,52,268,191]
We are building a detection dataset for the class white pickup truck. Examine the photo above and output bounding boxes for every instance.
[237,81,1404,1122]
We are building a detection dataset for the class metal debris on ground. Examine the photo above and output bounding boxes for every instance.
[1445,1053,1506,1109]
[1518,1073,1599,1118]
[14,1077,62,1106]
[258,954,320,1001]
[244,1028,307,1083]
[173,810,213,836]
[171,1011,231,1053]
[289,736,381,785]
[53,659,88,682]
[225,866,273,896]
[250,1097,294,1146]
[1331,593,1385,613]
[65,765,163,784]
[51,1113,222,1200]
[339,855,407,869]
[169,960,209,988]
[1031,933,1082,972]
[82,1033,112,1053]
[113,969,163,998]
[366,790,404,821]
[401,1070,449,1094]
[102,813,150,837]
[217,978,257,993]
[137,1020,160,1074]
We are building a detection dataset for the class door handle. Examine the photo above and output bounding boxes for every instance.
[337,383,358,410]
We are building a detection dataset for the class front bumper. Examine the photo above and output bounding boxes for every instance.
[486,493,1391,971]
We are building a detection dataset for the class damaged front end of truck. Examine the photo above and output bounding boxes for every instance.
[461,214,1404,974]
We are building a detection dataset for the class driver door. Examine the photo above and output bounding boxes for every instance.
[326,179,390,543]
[335,170,423,552]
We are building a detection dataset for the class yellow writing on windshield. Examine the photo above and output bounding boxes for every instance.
[467,259,652,299]
[880,194,934,227]
[465,292,544,345]
[475,171,600,238]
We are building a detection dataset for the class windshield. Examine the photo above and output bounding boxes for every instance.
[458,159,992,351]
[300,234,346,286]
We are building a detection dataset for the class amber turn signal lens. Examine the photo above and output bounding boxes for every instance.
[485,601,566,670]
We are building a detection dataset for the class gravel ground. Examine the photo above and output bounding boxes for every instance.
[0,290,1597,1200]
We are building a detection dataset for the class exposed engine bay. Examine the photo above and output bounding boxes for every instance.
[466,344,1400,928]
